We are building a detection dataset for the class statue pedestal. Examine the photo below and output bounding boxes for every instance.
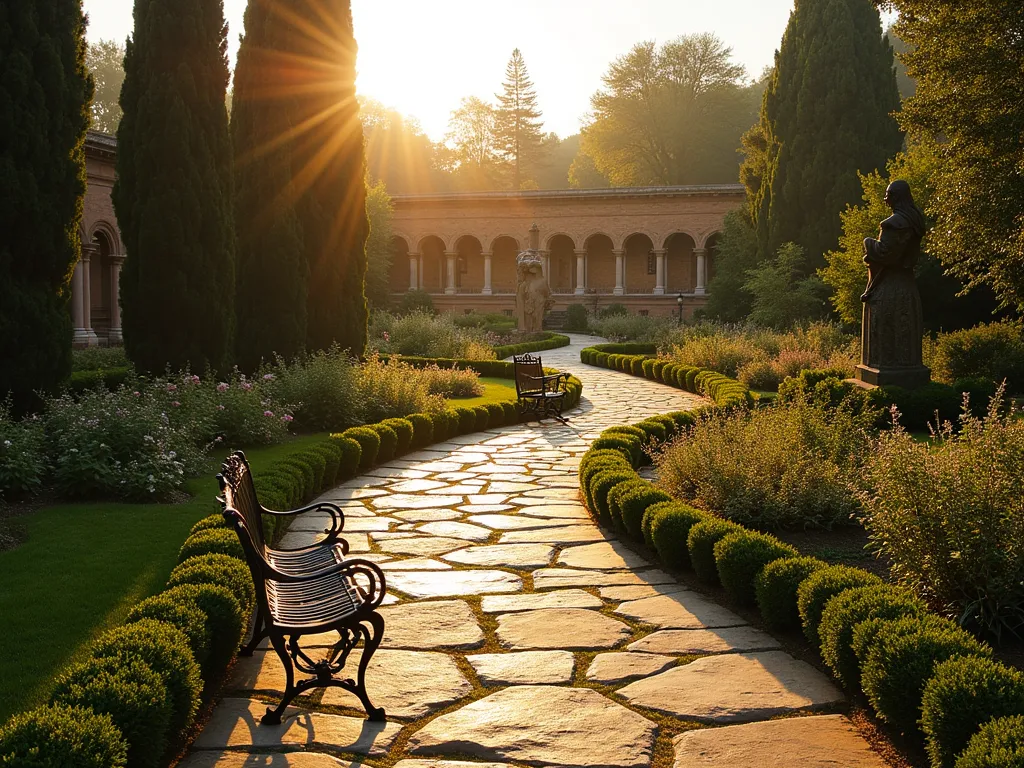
[854,364,931,389]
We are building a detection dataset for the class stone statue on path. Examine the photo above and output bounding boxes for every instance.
[515,224,551,333]
[855,179,931,388]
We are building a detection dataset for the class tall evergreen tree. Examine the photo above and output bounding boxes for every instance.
[0,0,92,404]
[291,0,368,356]
[115,0,235,374]
[233,0,368,365]
[749,0,903,267]
[493,49,545,189]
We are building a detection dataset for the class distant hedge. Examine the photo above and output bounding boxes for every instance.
[493,332,571,359]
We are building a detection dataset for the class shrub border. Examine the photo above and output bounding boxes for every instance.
[493,331,571,360]
[577,408,1008,765]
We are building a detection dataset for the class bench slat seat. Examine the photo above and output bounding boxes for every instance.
[219,451,387,725]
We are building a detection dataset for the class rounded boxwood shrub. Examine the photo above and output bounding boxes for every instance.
[641,500,679,548]
[589,469,638,527]
[636,419,667,446]
[50,657,170,768]
[333,435,362,480]
[818,584,928,690]
[652,360,668,379]
[279,457,315,495]
[472,405,490,431]
[369,423,398,463]
[923,656,1024,768]
[90,619,202,736]
[666,410,697,429]
[646,413,677,438]
[500,401,520,425]
[650,503,708,569]
[687,518,744,583]
[606,478,648,533]
[168,553,255,614]
[178,527,244,564]
[862,623,992,736]
[299,449,327,489]
[641,358,657,379]
[580,452,632,511]
[307,442,341,487]
[852,614,956,678]
[342,427,380,469]
[405,413,433,448]
[685,367,700,391]
[163,583,244,674]
[189,513,227,536]
[713,531,798,605]
[0,704,128,767]
[755,556,830,631]
[455,407,476,434]
[381,418,413,455]
[796,565,882,647]
[660,363,677,385]
[956,715,1024,768]
[428,411,449,442]
[125,592,210,668]
[484,402,505,427]
[618,483,672,541]
[593,433,642,466]
[630,357,646,376]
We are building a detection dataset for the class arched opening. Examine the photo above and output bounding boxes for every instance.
[624,233,656,294]
[704,232,722,287]
[91,230,114,338]
[585,233,615,293]
[547,234,576,294]
[665,232,696,294]
[490,236,520,295]
[388,236,410,292]
[419,235,446,293]
[455,235,483,293]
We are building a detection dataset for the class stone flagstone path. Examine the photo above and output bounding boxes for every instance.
[182,334,889,768]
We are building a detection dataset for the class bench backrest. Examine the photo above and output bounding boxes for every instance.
[217,451,268,558]
[513,354,545,397]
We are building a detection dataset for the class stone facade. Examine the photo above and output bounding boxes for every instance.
[74,131,124,347]
[389,185,744,318]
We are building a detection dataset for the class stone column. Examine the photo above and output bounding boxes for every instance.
[445,251,457,294]
[71,259,88,346]
[81,245,99,346]
[482,251,493,295]
[108,254,125,343]
[539,250,549,281]
[653,249,667,295]
[613,248,625,296]
[408,253,419,291]
[574,249,586,295]
[695,248,708,296]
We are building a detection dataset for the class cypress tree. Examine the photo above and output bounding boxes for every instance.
[291,0,368,357]
[751,0,903,266]
[231,0,307,370]
[115,0,235,374]
[0,1,92,404]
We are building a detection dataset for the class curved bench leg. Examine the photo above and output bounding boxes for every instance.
[240,604,269,657]
[353,613,387,721]
[262,632,297,725]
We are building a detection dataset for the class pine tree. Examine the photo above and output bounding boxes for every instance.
[493,49,545,189]
[291,0,368,356]
[0,1,92,404]
[751,0,903,267]
[115,0,235,374]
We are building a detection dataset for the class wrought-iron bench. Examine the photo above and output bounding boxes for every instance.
[513,353,571,420]
[219,452,388,724]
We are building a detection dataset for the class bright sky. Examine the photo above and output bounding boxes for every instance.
[82,1,868,141]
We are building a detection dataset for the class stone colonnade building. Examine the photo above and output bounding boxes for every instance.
[74,131,125,347]
[75,133,745,346]
[388,185,745,318]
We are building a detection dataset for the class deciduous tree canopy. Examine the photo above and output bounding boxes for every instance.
[85,39,124,135]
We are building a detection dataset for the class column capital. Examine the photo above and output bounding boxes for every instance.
[444,251,458,258]
[574,249,587,257]
[693,247,708,255]
[651,248,668,256]
[481,251,493,257]
[109,253,126,266]
[81,244,98,262]
[612,248,625,257]
[408,251,421,257]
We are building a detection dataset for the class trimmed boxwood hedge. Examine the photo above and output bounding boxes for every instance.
[50,657,170,768]
[381,418,413,455]
[688,518,744,583]
[168,553,255,615]
[369,423,398,463]
[125,593,210,670]
[755,556,829,631]
[797,565,883,647]
[341,427,380,469]
[650,503,708,569]
[0,704,128,768]
[178,527,245,563]
[956,715,1024,768]
[713,531,798,605]
[493,332,571,359]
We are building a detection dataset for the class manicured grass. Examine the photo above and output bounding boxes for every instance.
[448,376,518,407]
[0,433,327,723]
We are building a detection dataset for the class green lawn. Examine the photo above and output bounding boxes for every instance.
[0,433,327,724]
[448,376,518,407]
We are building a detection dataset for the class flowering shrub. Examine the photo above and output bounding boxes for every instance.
[655,395,874,530]
[261,347,360,432]
[369,310,496,359]
[0,400,47,500]
[417,364,484,398]
[358,355,445,423]
[44,386,207,501]
[862,390,1024,639]
[931,321,1024,394]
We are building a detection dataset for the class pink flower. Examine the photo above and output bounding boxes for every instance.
[240,382,253,392]
[190,375,200,385]
[216,404,225,411]
[172,401,181,407]
[382,331,390,342]
[263,410,274,418]
[166,384,177,392]
[281,414,293,423]
[217,382,229,392]
[133,391,141,397]
[263,373,275,381]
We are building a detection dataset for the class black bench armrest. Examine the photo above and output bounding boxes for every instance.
[261,501,346,538]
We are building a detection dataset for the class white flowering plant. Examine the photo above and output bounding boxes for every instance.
[0,399,47,500]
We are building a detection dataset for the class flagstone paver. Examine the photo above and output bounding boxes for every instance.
[186,335,875,766]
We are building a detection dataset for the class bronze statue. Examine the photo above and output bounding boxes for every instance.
[855,179,931,388]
